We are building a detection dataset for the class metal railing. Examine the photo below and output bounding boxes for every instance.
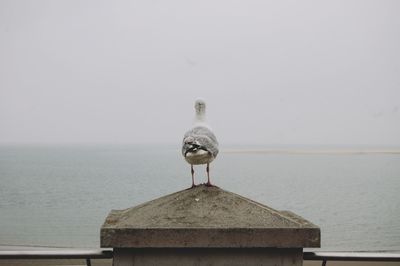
[0,248,112,266]
[1,248,400,266]
[304,251,400,265]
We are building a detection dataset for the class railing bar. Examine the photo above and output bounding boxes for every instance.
[0,249,113,260]
[1,249,400,262]
[304,251,400,262]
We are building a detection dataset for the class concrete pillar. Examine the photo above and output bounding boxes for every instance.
[101,185,320,266]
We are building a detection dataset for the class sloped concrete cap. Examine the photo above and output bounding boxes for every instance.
[101,185,320,248]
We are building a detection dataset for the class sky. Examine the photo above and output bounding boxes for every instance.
[0,0,399,146]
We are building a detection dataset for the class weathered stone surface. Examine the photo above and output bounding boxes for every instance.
[101,184,320,248]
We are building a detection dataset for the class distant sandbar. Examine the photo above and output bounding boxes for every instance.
[222,149,400,155]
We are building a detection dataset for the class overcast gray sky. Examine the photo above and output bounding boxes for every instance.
[0,0,399,146]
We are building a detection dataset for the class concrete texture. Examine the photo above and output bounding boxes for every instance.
[101,185,320,248]
[113,248,302,266]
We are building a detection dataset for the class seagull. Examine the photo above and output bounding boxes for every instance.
[182,99,219,188]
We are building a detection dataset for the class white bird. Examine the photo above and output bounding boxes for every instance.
[182,99,219,188]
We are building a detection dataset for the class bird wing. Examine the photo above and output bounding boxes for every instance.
[182,126,219,158]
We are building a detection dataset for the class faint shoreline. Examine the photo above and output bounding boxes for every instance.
[222,149,400,155]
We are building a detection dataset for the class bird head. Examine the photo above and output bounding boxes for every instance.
[194,98,206,120]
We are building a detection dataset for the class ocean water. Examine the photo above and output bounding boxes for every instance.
[0,144,399,251]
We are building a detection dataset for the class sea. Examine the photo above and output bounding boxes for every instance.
[0,144,399,251]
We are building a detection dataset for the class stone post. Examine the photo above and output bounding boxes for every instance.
[101,185,320,266]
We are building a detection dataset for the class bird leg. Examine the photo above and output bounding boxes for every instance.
[206,163,212,187]
[191,164,196,188]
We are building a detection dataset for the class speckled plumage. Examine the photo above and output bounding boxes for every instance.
[182,126,219,165]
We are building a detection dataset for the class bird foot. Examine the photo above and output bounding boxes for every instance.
[205,182,214,187]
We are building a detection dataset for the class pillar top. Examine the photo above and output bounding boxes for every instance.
[101,184,320,248]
